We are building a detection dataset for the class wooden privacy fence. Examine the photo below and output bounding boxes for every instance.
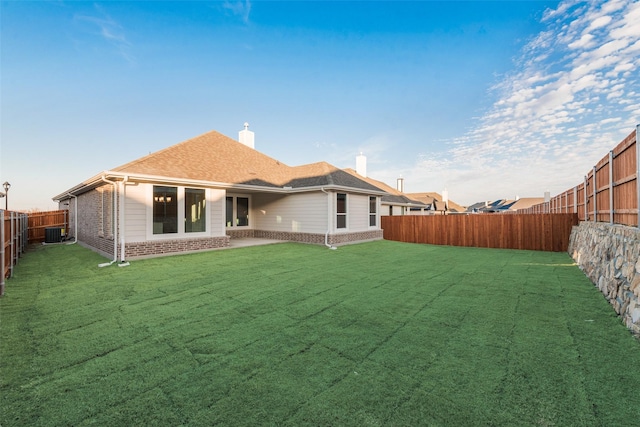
[28,210,68,243]
[1,209,67,296]
[1,210,29,296]
[519,126,639,227]
[381,214,579,252]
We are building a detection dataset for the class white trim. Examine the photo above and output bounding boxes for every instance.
[146,185,212,240]
[336,192,348,231]
[53,171,387,201]
[368,196,379,229]
[225,193,252,229]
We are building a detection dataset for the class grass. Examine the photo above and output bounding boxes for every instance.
[1,240,639,426]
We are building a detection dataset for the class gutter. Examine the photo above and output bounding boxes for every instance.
[118,176,130,267]
[98,175,118,267]
[53,170,388,201]
[65,193,78,245]
[320,187,337,250]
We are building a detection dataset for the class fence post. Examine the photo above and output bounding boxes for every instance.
[609,150,614,224]
[1,210,4,296]
[17,213,23,258]
[10,211,15,278]
[637,124,640,228]
[593,166,597,222]
[22,213,28,252]
[584,175,588,221]
[573,186,577,214]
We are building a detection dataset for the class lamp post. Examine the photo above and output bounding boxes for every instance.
[2,182,10,211]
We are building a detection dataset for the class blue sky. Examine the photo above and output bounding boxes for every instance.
[1,0,639,210]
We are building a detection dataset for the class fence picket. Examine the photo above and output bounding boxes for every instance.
[519,129,638,227]
[381,214,578,252]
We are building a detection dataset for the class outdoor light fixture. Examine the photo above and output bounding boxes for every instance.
[2,181,10,210]
[154,195,172,203]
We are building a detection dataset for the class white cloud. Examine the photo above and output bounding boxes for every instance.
[74,5,134,63]
[395,0,640,206]
[586,15,613,31]
[569,33,596,49]
[223,0,252,24]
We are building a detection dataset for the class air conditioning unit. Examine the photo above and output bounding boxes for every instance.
[45,227,63,243]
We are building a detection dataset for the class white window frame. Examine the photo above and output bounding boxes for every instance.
[369,196,378,228]
[147,185,210,240]
[336,193,347,230]
[225,194,252,229]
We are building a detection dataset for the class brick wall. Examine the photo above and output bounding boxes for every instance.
[253,229,383,245]
[125,236,230,259]
[77,185,116,257]
[227,229,255,239]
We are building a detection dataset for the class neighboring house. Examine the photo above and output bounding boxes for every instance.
[467,198,544,213]
[406,192,466,214]
[342,168,430,216]
[53,126,386,260]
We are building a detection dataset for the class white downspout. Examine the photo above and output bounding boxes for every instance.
[98,175,118,267]
[118,177,130,267]
[320,187,337,250]
[65,193,78,245]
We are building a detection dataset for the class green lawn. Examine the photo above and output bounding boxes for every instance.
[1,240,639,426]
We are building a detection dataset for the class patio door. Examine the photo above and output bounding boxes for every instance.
[226,195,250,227]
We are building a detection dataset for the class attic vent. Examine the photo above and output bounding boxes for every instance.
[239,122,255,149]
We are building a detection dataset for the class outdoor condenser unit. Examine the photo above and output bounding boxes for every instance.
[45,227,63,243]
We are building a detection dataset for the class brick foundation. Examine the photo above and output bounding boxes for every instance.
[253,229,384,245]
[125,236,230,259]
[226,229,255,239]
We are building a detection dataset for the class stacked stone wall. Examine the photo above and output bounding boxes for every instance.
[568,221,640,337]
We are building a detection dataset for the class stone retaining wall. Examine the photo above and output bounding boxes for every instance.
[568,221,640,337]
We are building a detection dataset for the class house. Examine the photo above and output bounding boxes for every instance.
[405,192,466,214]
[342,158,430,216]
[467,197,544,213]
[53,125,386,261]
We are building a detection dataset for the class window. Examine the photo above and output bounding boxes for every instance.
[226,195,250,227]
[369,196,377,226]
[226,197,234,227]
[185,188,206,232]
[237,197,249,226]
[153,186,178,234]
[337,193,347,229]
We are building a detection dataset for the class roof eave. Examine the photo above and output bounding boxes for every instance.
[52,171,389,201]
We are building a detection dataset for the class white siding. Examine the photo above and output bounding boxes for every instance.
[124,183,148,242]
[209,189,226,236]
[347,194,370,232]
[252,192,328,234]
[124,183,226,242]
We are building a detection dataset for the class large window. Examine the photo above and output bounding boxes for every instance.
[337,193,347,229]
[369,196,377,227]
[226,196,250,227]
[185,188,206,232]
[153,186,178,234]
